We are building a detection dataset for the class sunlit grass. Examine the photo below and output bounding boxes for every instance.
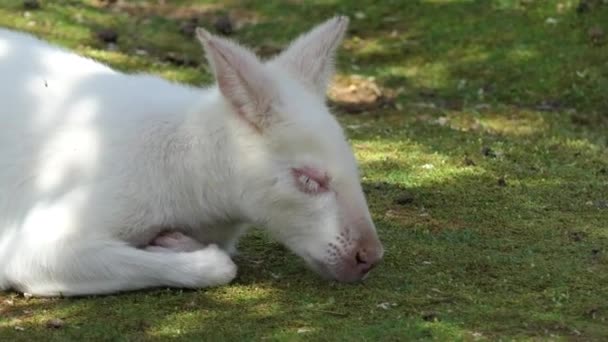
[380,61,451,90]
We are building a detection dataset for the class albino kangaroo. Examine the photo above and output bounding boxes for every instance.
[0,16,383,297]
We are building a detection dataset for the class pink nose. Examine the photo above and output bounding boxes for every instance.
[354,246,383,276]
[333,233,383,282]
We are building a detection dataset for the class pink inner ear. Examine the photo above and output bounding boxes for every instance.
[292,167,330,192]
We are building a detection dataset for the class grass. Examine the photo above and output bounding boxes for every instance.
[1,0,607,340]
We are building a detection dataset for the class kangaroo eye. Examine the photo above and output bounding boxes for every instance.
[292,167,330,194]
[298,174,320,193]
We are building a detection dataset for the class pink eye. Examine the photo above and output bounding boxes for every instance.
[292,167,330,194]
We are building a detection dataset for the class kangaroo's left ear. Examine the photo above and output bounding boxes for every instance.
[196,27,279,131]
[269,16,349,98]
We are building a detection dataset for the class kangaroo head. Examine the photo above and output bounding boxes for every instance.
[196,16,383,282]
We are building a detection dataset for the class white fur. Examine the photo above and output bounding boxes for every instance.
[0,17,382,297]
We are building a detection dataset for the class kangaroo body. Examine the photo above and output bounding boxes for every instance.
[0,18,383,297]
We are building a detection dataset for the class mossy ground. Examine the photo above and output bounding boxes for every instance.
[1,0,607,340]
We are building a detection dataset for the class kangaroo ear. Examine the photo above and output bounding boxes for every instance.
[196,28,278,131]
[269,16,349,97]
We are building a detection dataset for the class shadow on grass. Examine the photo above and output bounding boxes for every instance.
[2,0,607,113]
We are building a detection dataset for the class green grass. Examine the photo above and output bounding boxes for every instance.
[1,0,608,340]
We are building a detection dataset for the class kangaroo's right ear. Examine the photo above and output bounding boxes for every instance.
[269,16,349,98]
[196,28,279,131]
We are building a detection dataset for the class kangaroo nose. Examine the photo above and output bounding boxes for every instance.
[354,247,383,275]
[333,220,384,282]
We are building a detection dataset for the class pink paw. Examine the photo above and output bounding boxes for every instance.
[148,231,205,252]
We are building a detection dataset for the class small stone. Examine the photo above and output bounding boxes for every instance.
[463,156,476,166]
[46,318,65,329]
[96,29,118,43]
[136,320,150,332]
[588,26,605,45]
[394,192,415,205]
[537,99,562,111]
[254,41,283,58]
[585,307,599,319]
[545,17,558,25]
[569,231,585,242]
[576,0,590,13]
[422,311,440,322]
[457,79,467,90]
[179,18,199,37]
[571,114,591,126]
[497,176,507,187]
[435,117,449,126]
[23,0,39,10]
[214,15,233,35]
[419,88,437,98]
[376,302,392,310]
[164,52,185,66]
[445,98,463,110]
[595,200,608,209]
[481,146,496,158]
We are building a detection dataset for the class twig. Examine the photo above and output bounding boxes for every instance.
[310,309,348,317]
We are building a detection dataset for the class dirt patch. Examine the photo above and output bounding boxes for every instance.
[384,207,465,232]
[105,1,261,31]
[328,74,396,114]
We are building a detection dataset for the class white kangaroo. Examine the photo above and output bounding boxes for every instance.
[0,16,383,297]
